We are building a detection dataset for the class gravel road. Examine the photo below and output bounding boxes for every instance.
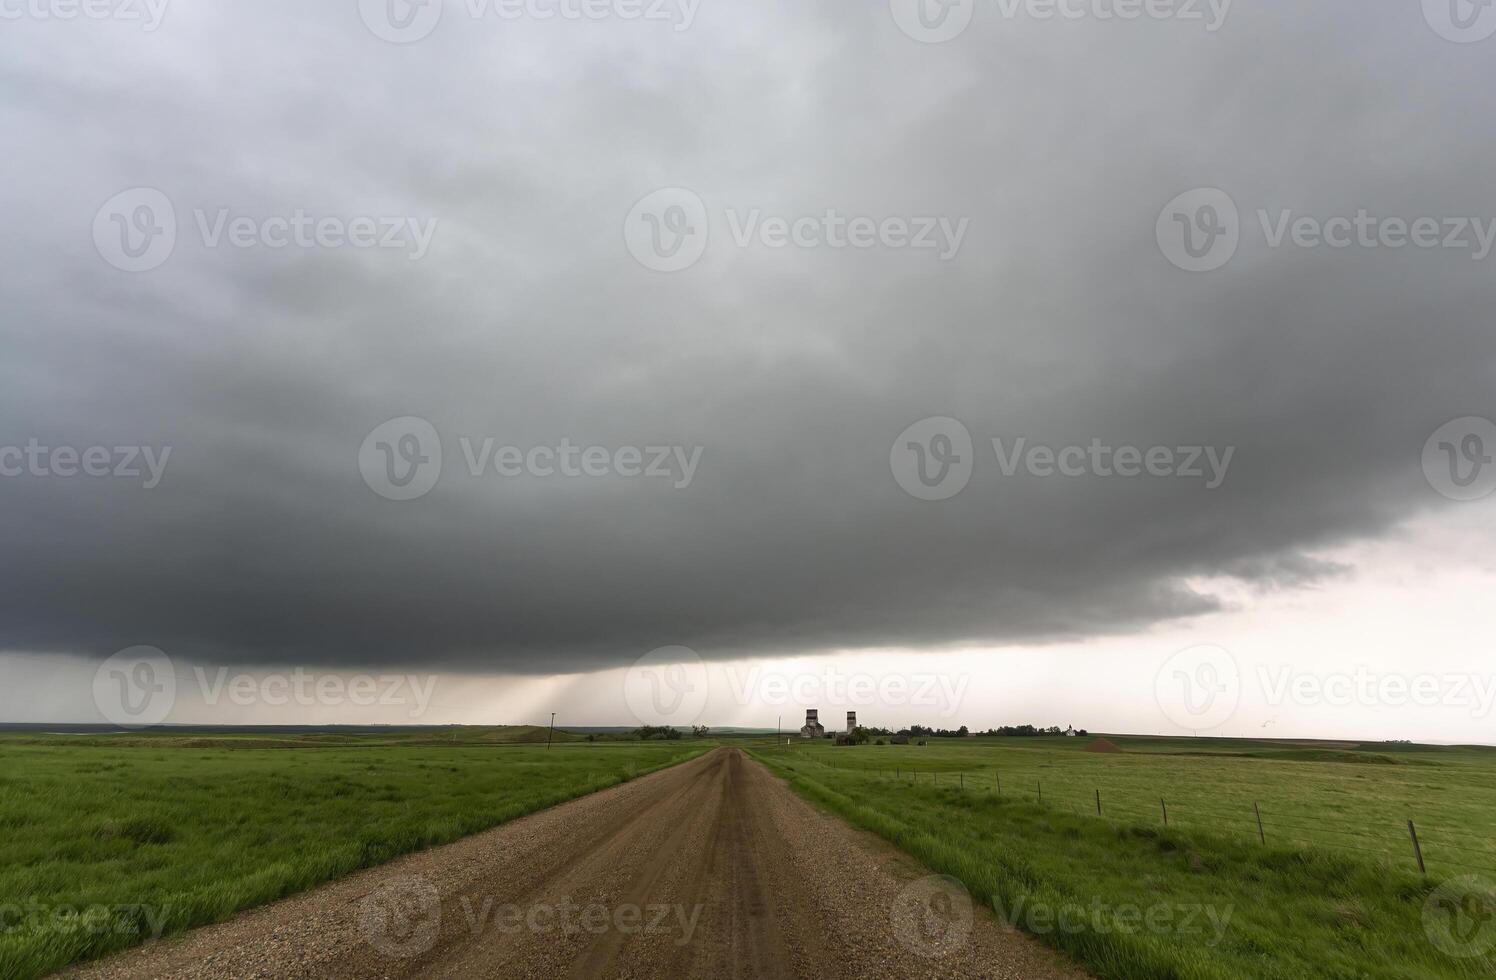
[63,747,1088,979]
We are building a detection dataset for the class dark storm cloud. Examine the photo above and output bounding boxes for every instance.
[0,1,1492,674]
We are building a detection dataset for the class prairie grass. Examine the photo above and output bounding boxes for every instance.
[0,736,706,979]
[750,736,1496,979]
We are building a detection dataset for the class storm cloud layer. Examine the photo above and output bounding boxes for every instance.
[1,1,1493,674]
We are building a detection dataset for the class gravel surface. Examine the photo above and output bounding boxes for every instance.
[62,747,1090,979]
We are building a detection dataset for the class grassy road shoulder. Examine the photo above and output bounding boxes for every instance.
[748,745,1492,980]
[0,736,709,979]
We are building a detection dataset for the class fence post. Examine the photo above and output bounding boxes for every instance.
[1253,802,1265,844]
[1408,820,1426,875]
[1037,781,1042,804]
[1161,798,1168,826]
[996,772,1001,797]
[1096,789,1102,815]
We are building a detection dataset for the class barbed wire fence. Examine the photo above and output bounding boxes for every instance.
[781,747,1496,880]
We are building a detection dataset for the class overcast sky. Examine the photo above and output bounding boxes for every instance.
[2,1,1494,739]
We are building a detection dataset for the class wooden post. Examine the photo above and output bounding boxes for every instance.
[1095,789,1102,815]
[1253,803,1265,844]
[996,772,1001,797]
[1408,820,1426,875]
[1161,798,1168,826]
[1037,781,1042,804]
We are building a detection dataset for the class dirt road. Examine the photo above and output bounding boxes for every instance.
[65,748,1087,979]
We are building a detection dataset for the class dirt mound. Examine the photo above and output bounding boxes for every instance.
[1083,737,1122,754]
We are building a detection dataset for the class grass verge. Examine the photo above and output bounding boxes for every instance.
[749,746,1493,980]
[0,739,708,979]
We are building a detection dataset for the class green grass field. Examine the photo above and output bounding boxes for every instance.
[0,730,708,979]
[749,735,1496,980]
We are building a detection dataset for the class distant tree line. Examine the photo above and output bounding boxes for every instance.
[630,724,711,740]
[978,725,1087,737]
[632,725,682,740]
[906,724,970,738]
[862,724,1088,738]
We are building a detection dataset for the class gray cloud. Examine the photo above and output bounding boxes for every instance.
[0,1,1492,675]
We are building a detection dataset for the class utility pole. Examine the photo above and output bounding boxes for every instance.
[547,712,555,750]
